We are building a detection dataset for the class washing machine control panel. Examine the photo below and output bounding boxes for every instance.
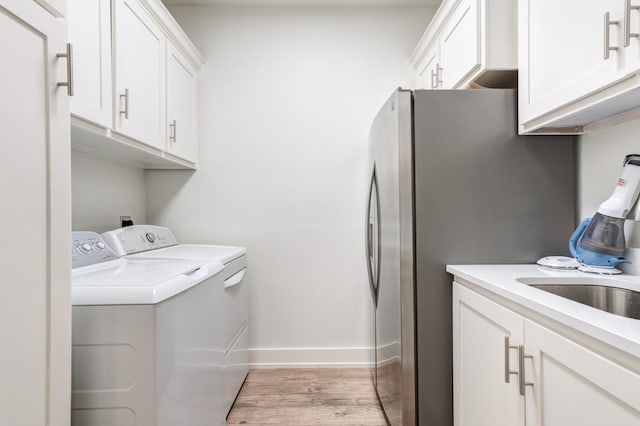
[72,232,120,269]
[101,225,178,256]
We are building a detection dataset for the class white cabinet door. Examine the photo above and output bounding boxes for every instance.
[440,0,479,89]
[33,0,66,16]
[453,283,525,426]
[113,0,166,150]
[166,41,198,164]
[519,0,633,127]
[524,320,640,426]
[0,1,71,426]
[68,0,112,128]
[417,45,441,90]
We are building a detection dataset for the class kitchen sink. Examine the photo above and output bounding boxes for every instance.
[516,278,640,320]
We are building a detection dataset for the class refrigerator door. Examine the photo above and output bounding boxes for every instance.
[368,89,414,426]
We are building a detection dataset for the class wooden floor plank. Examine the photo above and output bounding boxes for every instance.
[226,369,388,426]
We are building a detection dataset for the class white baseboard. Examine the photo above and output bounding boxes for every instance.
[250,347,374,368]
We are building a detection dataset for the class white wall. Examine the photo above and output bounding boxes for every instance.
[578,118,640,274]
[72,150,147,232]
[146,6,434,366]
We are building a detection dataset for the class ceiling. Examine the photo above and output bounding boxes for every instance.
[162,0,441,6]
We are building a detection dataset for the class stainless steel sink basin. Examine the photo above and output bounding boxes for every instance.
[516,278,640,320]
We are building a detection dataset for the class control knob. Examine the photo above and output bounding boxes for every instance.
[78,243,92,254]
[145,232,156,243]
[93,241,106,251]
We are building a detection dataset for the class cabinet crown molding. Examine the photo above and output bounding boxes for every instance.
[410,0,461,68]
[140,0,205,70]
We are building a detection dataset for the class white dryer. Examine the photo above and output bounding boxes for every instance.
[101,225,249,415]
[71,231,227,426]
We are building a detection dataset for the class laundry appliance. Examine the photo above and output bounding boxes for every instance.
[366,89,576,426]
[101,225,249,415]
[71,231,227,426]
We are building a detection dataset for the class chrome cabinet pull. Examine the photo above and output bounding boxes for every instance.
[518,345,534,396]
[119,89,129,119]
[436,64,443,88]
[56,43,74,96]
[604,12,620,59]
[169,120,177,143]
[504,337,519,383]
[624,0,640,47]
[430,69,437,89]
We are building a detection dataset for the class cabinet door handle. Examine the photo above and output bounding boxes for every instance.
[436,64,443,88]
[518,345,534,396]
[169,120,177,143]
[430,69,437,89]
[119,89,129,119]
[56,43,74,97]
[504,337,519,383]
[604,12,620,59]
[624,0,640,47]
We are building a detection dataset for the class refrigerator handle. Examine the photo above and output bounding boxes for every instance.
[366,166,380,305]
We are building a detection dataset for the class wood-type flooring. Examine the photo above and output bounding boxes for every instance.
[226,368,388,425]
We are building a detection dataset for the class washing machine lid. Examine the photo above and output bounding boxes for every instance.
[71,258,223,305]
[125,244,246,264]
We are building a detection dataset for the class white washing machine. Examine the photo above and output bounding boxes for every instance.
[101,225,249,415]
[71,231,227,426]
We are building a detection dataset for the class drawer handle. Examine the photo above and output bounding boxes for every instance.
[504,337,519,383]
[518,345,534,396]
[56,43,74,97]
[624,0,640,47]
[604,11,620,59]
[225,268,246,289]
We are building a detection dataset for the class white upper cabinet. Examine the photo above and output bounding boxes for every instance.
[34,0,66,16]
[113,0,166,150]
[439,0,479,89]
[166,41,198,164]
[417,44,441,89]
[411,0,517,90]
[519,0,640,134]
[68,0,112,128]
[68,0,205,169]
[0,1,71,425]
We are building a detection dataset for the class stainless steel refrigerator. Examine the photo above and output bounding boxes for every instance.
[365,89,575,426]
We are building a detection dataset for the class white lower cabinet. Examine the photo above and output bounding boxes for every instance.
[453,283,525,426]
[524,319,640,426]
[453,282,640,426]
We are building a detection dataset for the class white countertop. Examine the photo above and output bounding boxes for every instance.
[446,264,640,359]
